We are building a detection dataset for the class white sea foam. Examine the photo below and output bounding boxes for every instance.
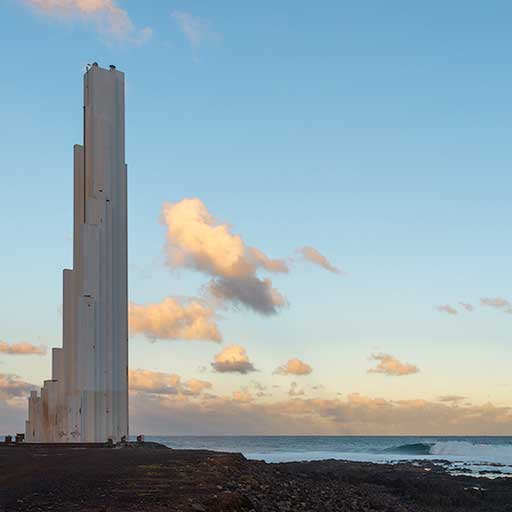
[147,436,512,478]
[430,441,512,462]
[245,442,512,478]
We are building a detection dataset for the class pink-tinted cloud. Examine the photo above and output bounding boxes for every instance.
[129,297,221,342]
[0,374,36,433]
[481,297,512,314]
[0,373,36,401]
[368,353,419,377]
[435,304,458,315]
[185,379,213,396]
[211,345,256,374]
[274,358,313,376]
[161,198,288,315]
[22,0,152,44]
[0,341,46,356]
[299,246,341,274]
[162,198,288,279]
[129,369,211,397]
[458,302,474,312]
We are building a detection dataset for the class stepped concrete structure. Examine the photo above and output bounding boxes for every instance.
[26,63,129,443]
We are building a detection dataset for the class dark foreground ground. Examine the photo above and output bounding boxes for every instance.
[1,444,512,512]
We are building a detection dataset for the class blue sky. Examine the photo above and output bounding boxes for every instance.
[1,1,511,435]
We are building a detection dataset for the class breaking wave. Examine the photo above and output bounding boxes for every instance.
[383,442,433,455]
[385,441,512,459]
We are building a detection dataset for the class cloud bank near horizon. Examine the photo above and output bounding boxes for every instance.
[128,388,512,436]
[2,369,511,436]
[437,395,467,403]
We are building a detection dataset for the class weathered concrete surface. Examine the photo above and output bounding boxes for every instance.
[26,63,128,443]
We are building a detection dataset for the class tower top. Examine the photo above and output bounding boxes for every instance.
[86,62,122,75]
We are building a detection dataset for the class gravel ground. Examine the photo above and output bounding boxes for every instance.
[1,443,512,512]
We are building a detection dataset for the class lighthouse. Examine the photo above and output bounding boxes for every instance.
[26,63,129,443]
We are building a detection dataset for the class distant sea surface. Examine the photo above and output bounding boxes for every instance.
[144,436,512,478]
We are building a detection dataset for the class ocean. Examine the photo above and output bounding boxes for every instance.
[144,436,512,478]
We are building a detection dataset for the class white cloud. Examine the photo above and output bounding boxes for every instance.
[129,297,221,342]
[211,345,256,374]
[22,0,152,44]
[368,353,419,377]
[171,10,219,50]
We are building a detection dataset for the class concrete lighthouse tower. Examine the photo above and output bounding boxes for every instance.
[26,63,128,443]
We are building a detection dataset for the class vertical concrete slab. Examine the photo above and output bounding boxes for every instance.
[27,64,128,443]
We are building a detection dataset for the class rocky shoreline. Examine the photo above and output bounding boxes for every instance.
[1,443,511,511]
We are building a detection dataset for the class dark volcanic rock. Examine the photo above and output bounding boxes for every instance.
[205,491,254,511]
[1,445,512,511]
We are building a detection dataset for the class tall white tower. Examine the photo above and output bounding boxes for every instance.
[26,63,129,443]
